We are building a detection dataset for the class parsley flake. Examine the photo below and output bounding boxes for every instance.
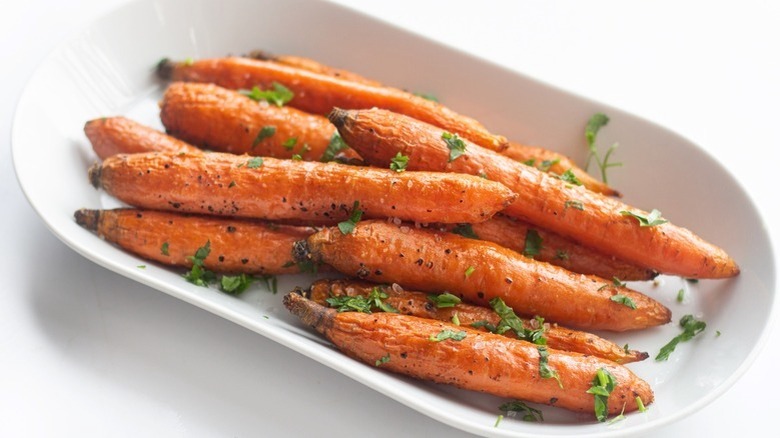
[252,126,276,148]
[220,273,255,295]
[451,224,479,239]
[247,157,264,169]
[337,200,363,235]
[587,368,617,422]
[239,82,294,106]
[413,92,439,102]
[555,169,583,186]
[564,200,584,210]
[390,152,409,172]
[427,292,462,308]
[161,242,169,256]
[321,132,349,162]
[656,314,706,361]
[584,113,622,183]
[620,209,668,227]
[610,294,637,309]
[375,353,391,366]
[429,329,467,342]
[489,297,547,345]
[523,229,543,259]
[325,287,398,314]
[282,137,298,150]
[441,131,466,162]
[464,266,476,277]
[537,346,563,388]
[183,241,217,287]
[499,401,544,422]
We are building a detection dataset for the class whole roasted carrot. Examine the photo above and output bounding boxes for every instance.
[503,141,619,196]
[284,292,653,415]
[74,208,309,274]
[331,107,739,279]
[160,82,358,161]
[84,116,200,160]
[89,152,516,225]
[156,56,508,152]
[468,215,657,281]
[245,50,382,87]
[307,279,648,364]
[296,220,671,331]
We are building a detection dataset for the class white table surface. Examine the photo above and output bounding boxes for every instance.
[2,1,778,436]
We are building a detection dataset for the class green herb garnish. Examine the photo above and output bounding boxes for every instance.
[441,131,466,162]
[620,209,668,227]
[523,229,543,259]
[429,329,467,342]
[161,242,169,256]
[239,82,294,106]
[586,367,617,422]
[451,224,479,239]
[498,401,544,422]
[584,113,622,183]
[220,273,255,295]
[489,297,547,345]
[656,314,706,361]
[390,152,409,172]
[464,266,476,277]
[677,288,686,303]
[291,154,302,161]
[610,294,637,309]
[252,126,276,148]
[375,353,391,366]
[636,396,647,413]
[282,137,297,150]
[427,292,462,308]
[555,169,583,186]
[337,200,363,235]
[183,241,217,287]
[414,92,439,102]
[321,132,349,162]
[247,157,264,169]
[325,287,398,313]
[564,200,584,210]
[259,274,278,294]
[451,312,460,326]
[537,346,563,388]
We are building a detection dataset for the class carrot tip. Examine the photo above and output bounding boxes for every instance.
[156,57,174,80]
[74,208,99,231]
[244,50,275,61]
[87,162,102,189]
[292,239,312,263]
[328,108,348,129]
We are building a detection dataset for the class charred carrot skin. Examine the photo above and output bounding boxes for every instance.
[331,107,739,279]
[160,82,358,161]
[245,50,382,87]
[307,279,649,364]
[157,57,508,152]
[74,208,309,274]
[284,292,653,414]
[89,152,516,225]
[84,116,200,160]
[468,215,657,281]
[298,221,671,332]
[503,141,619,197]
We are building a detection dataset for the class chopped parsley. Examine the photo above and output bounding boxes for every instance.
[564,200,584,210]
[161,242,169,256]
[610,294,637,309]
[584,113,622,183]
[337,200,363,235]
[586,368,617,422]
[325,287,398,313]
[451,312,460,325]
[489,297,547,345]
[228,180,236,188]
[291,154,302,161]
[220,273,255,295]
[183,241,217,287]
[375,353,391,366]
[498,401,544,422]
[537,346,562,388]
[656,314,706,361]
[282,137,298,150]
[252,126,276,148]
[441,131,466,162]
[247,157,264,169]
[464,266,476,277]
[635,396,647,413]
[390,152,409,172]
[451,223,479,239]
[620,209,668,227]
[413,92,439,102]
[523,229,543,259]
[429,329,467,342]
[555,169,583,186]
[427,292,462,308]
[677,288,686,303]
[259,274,278,294]
[321,132,349,162]
[239,82,294,106]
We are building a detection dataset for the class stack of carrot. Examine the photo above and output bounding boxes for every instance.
[76,52,739,422]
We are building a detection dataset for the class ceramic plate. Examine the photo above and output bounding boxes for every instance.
[12,0,776,436]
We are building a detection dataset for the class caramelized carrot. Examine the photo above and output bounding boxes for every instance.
[331,107,739,279]
[284,292,653,415]
[307,279,649,364]
[74,208,309,274]
[245,50,382,86]
[156,56,508,152]
[468,215,657,281]
[160,82,358,161]
[89,152,516,225]
[297,220,671,331]
[84,116,199,160]
[503,141,619,196]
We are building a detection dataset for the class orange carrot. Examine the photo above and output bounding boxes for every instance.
[245,50,382,86]
[330,107,739,279]
[284,292,653,415]
[74,208,309,274]
[156,56,508,152]
[307,279,649,364]
[297,220,671,331]
[84,116,199,160]
[89,152,516,225]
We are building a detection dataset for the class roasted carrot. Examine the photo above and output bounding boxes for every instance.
[307,279,649,364]
[467,215,657,281]
[160,82,359,161]
[156,56,508,152]
[503,141,619,197]
[296,220,671,331]
[89,152,516,225]
[245,50,382,87]
[331,107,739,279]
[84,116,199,160]
[284,292,653,415]
[74,208,310,274]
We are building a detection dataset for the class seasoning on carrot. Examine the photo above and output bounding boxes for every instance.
[283,291,654,415]
[306,279,649,364]
[89,151,517,225]
[295,220,671,331]
[330,107,739,279]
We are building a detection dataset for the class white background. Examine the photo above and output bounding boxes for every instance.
[1,1,778,436]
